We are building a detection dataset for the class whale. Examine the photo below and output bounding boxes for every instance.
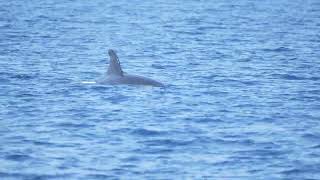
[98,49,164,87]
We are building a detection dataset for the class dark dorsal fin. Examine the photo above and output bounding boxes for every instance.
[107,49,123,76]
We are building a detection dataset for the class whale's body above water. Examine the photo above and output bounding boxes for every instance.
[98,49,164,87]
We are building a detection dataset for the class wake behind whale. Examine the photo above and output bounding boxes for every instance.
[94,49,164,87]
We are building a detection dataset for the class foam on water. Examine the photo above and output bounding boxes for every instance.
[81,81,97,84]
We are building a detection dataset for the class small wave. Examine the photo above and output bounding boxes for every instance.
[85,174,117,179]
[0,172,74,179]
[311,144,320,149]
[5,154,31,161]
[263,47,293,52]
[131,128,165,136]
[281,165,320,176]
[302,133,320,141]
[193,117,223,123]
[134,147,174,154]
[281,74,304,80]
[32,140,55,146]
[105,94,129,103]
[12,74,38,80]
[151,64,166,69]
[54,122,94,128]
[272,73,305,80]
[141,139,195,147]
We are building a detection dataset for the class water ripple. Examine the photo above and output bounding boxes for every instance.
[1,0,319,179]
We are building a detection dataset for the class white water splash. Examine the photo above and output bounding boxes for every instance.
[81,81,96,84]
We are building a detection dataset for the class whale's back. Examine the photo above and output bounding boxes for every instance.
[104,49,164,87]
[121,74,164,87]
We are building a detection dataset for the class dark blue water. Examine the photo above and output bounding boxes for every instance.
[1,0,320,179]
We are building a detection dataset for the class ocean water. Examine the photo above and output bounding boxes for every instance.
[1,0,320,179]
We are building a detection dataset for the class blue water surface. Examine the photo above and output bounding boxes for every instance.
[1,0,320,179]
